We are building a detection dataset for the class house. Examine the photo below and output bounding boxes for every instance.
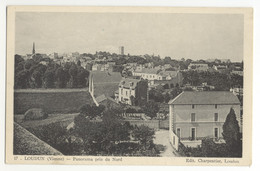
[213,65,227,71]
[188,63,209,71]
[95,94,120,108]
[168,91,241,149]
[132,68,160,81]
[230,87,243,96]
[118,78,148,106]
[151,71,183,88]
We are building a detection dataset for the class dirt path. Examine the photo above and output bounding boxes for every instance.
[154,129,177,157]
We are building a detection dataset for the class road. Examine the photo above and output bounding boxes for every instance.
[154,129,177,157]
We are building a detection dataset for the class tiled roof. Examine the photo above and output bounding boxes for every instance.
[119,78,140,88]
[95,94,118,104]
[168,91,240,105]
[96,94,107,103]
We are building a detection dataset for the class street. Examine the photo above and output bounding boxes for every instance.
[154,129,177,157]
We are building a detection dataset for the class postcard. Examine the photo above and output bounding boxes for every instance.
[6,6,253,165]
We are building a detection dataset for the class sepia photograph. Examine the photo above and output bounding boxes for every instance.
[5,6,253,165]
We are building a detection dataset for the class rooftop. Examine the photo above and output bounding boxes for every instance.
[119,78,141,88]
[168,91,240,105]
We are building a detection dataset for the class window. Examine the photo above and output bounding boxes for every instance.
[177,128,181,137]
[191,113,196,122]
[121,89,123,95]
[214,128,219,139]
[215,104,217,109]
[214,113,218,122]
[126,91,128,96]
[191,128,196,141]
[192,104,195,109]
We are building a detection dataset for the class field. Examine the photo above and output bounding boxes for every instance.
[14,89,94,114]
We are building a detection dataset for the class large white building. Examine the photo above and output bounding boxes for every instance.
[168,91,241,150]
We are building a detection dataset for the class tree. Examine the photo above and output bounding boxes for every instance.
[68,64,78,88]
[79,104,105,119]
[141,101,159,119]
[77,60,81,66]
[43,70,55,88]
[15,54,24,67]
[222,108,242,157]
[55,67,67,88]
[31,70,43,88]
[132,125,155,150]
[130,95,136,106]
[77,67,89,88]
[164,93,171,103]
[15,70,30,89]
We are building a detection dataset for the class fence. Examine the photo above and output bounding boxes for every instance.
[124,119,169,130]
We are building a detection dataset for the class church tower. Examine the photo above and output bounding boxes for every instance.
[32,42,35,54]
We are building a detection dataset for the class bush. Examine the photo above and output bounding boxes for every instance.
[24,108,48,121]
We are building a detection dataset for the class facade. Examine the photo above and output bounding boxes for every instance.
[132,68,160,81]
[168,91,241,148]
[213,65,228,71]
[118,78,148,105]
[133,69,183,87]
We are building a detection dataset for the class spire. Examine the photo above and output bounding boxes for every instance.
[32,42,35,54]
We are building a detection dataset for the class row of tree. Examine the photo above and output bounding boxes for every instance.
[14,55,90,89]
[182,70,243,90]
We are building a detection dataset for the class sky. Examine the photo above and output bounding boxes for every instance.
[15,12,244,62]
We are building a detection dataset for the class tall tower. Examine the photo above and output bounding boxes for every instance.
[32,42,35,54]
[119,46,124,55]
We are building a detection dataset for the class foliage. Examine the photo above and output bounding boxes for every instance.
[141,101,159,119]
[182,70,243,90]
[149,87,182,103]
[222,108,242,157]
[14,55,90,89]
[179,138,229,157]
[24,108,48,121]
[79,104,105,119]
[27,122,84,155]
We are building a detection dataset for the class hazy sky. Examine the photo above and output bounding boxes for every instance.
[15,12,244,61]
